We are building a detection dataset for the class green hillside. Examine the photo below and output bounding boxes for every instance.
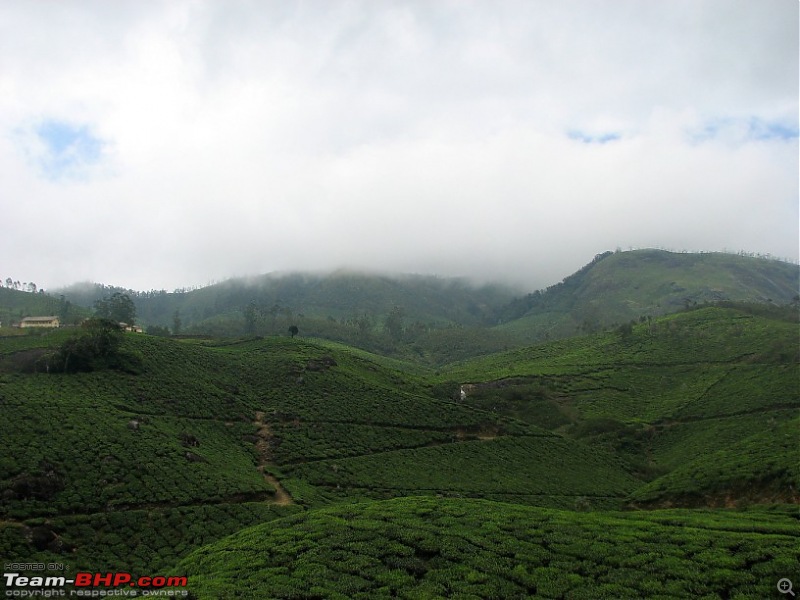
[56,271,519,332]
[0,294,796,597]
[41,249,799,365]
[439,305,800,503]
[0,287,89,328]
[1,329,634,577]
[177,496,800,599]
[497,249,799,343]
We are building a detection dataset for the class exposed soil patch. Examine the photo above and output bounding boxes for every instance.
[254,411,293,505]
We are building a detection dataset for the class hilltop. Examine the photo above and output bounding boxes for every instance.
[496,249,800,343]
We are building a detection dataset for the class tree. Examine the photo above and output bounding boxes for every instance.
[58,296,72,322]
[385,305,405,340]
[148,325,171,337]
[288,325,299,338]
[94,292,136,324]
[244,301,259,334]
[173,309,182,335]
[52,318,123,373]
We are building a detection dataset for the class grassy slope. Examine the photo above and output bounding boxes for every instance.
[497,249,799,343]
[177,496,800,599]
[0,332,302,574]
[440,306,800,505]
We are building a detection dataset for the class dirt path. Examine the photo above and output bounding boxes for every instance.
[254,411,293,506]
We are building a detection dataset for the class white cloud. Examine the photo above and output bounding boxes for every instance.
[0,0,796,291]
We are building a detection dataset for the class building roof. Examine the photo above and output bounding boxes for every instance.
[21,316,59,322]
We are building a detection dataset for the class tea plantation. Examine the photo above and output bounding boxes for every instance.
[177,496,800,599]
[0,303,797,598]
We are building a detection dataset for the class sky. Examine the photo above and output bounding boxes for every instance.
[1,0,798,292]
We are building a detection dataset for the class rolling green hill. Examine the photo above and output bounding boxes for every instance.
[43,249,799,364]
[1,329,635,577]
[56,271,520,332]
[0,293,796,598]
[438,305,800,505]
[497,249,799,343]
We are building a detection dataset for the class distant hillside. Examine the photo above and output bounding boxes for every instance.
[57,271,519,331]
[497,249,799,343]
[0,287,89,328]
[46,249,799,363]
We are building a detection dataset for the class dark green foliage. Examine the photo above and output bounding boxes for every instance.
[442,306,800,504]
[147,324,171,336]
[284,435,640,507]
[93,291,137,324]
[178,497,800,599]
[631,417,800,506]
[48,318,141,373]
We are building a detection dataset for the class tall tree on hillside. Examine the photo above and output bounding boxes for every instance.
[385,305,405,341]
[288,325,299,338]
[59,296,72,322]
[94,292,136,324]
[173,309,182,335]
[244,301,259,334]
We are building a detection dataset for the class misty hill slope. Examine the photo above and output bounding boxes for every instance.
[177,496,799,599]
[497,249,799,343]
[57,271,520,331]
[439,305,800,504]
[46,249,799,365]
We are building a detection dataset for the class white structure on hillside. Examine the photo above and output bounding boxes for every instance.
[20,316,60,328]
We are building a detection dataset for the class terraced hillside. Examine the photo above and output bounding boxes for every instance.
[440,305,800,506]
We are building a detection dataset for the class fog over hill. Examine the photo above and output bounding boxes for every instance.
[1,2,797,291]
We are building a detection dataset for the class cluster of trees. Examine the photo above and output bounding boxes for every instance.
[94,292,136,324]
[3,278,42,293]
[49,318,140,374]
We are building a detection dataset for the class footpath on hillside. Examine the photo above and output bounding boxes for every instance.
[254,411,293,505]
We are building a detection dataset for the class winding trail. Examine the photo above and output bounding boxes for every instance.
[254,411,293,505]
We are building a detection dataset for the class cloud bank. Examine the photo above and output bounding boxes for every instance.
[1,0,797,291]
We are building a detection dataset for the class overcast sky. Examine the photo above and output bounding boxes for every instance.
[1,0,797,292]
